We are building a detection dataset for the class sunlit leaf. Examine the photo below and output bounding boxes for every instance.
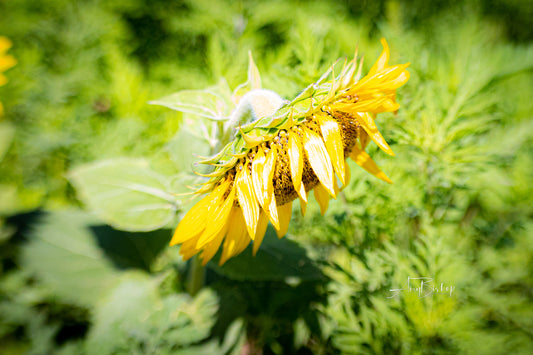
[69,158,178,232]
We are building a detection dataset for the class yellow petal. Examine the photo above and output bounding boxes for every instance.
[368,38,390,77]
[170,195,211,246]
[200,221,229,265]
[314,184,330,215]
[288,130,307,202]
[342,161,351,190]
[219,207,251,265]
[261,144,280,229]
[356,112,394,156]
[0,74,7,87]
[264,191,280,231]
[0,37,12,52]
[359,129,371,150]
[180,238,200,261]
[349,146,392,184]
[276,202,293,238]
[317,113,346,184]
[299,196,307,216]
[196,185,236,248]
[302,127,336,198]
[262,144,277,206]
[236,162,260,238]
[253,211,269,256]
[0,55,16,72]
[251,147,267,208]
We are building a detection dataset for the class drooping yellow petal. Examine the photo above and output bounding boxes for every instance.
[288,130,307,202]
[262,144,277,206]
[359,128,370,150]
[349,146,392,184]
[313,184,330,216]
[251,147,267,208]
[302,127,336,198]
[253,211,269,256]
[342,161,351,190]
[317,113,346,184]
[235,162,260,238]
[261,144,280,229]
[299,196,307,216]
[368,38,390,77]
[196,185,236,248]
[180,238,200,261]
[200,220,229,265]
[275,202,293,238]
[170,195,211,246]
[219,207,251,265]
[356,112,394,156]
[171,178,231,246]
[265,191,280,231]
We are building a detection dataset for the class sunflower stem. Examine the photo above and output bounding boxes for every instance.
[186,256,205,296]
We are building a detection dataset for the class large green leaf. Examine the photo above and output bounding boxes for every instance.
[21,210,120,306]
[69,158,179,232]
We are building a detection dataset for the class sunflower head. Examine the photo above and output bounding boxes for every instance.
[153,39,409,265]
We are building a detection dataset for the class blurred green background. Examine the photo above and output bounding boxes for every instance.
[1,0,533,354]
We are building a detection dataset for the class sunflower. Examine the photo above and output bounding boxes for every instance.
[0,36,16,116]
[155,39,409,265]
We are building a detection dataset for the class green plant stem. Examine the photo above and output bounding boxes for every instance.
[186,256,205,296]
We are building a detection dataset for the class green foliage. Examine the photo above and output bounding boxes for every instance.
[1,0,532,354]
[69,158,179,231]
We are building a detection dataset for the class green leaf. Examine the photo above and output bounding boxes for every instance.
[166,126,211,172]
[69,158,178,232]
[86,275,219,354]
[210,226,324,282]
[90,225,171,271]
[149,89,229,121]
[21,210,120,306]
[0,122,15,161]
